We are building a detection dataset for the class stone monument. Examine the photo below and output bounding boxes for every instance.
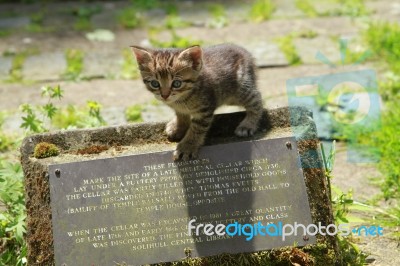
[20,106,339,265]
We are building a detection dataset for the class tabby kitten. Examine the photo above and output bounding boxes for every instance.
[131,43,263,160]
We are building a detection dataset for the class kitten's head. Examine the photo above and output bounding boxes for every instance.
[131,45,203,103]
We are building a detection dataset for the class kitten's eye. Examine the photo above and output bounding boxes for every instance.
[172,80,182,89]
[150,80,160,89]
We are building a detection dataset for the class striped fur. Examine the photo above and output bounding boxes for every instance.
[131,44,263,160]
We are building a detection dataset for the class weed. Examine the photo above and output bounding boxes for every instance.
[6,49,38,83]
[364,21,400,73]
[165,14,191,29]
[368,103,400,200]
[275,34,302,65]
[52,103,106,129]
[296,29,318,39]
[335,0,369,17]
[131,0,159,10]
[379,72,400,102]
[125,104,144,122]
[207,4,228,28]
[117,8,142,29]
[321,142,368,265]
[121,48,140,80]
[249,0,275,22]
[72,5,101,31]
[0,29,10,38]
[62,49,84,81]
[0,160,27,265]
[26,12,53,33]
[87,101,106,126]
[149,30,202,48]
[295,0,318,17]
[0,112,19,152]
[164,3,178,16]
[20,85,63,133]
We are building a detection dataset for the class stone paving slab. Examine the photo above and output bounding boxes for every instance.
[0,56,12,80]
[0,13,362,83]
[23,52,66,81]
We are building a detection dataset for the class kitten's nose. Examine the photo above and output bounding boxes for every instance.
[161,94,169,100]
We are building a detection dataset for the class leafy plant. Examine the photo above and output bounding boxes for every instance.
[249,0,275,22]
[0,160,27,266]
[87,101,106,126]
[62,49,84,81]
[20,85,63,133]
[275,34,302,65]
[52,102,106,129]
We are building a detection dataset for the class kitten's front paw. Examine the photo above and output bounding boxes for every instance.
[173,143,199,161]
[166,119,188,142]
[234,126,256,137]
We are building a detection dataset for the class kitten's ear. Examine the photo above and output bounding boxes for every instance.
[130,46,153,66]
[178,45,203,71]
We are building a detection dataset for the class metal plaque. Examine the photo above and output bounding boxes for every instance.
[49,137,315,266]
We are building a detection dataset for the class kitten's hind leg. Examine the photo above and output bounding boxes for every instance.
[235,89,263,137]
[166,112,191,142]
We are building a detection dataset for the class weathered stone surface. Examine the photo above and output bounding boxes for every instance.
[21,106,339,265]
[23,52,66,81]
[0,56,11,80]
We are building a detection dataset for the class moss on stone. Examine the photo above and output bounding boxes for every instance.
[33,142,60,159]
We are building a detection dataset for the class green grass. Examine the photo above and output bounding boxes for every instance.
[0,112,19,152]
[121,48,140,80]
[117,8,142,29]
[125,104,144,123]
[367,103,400,200]
[0,29,10,38]
[249,0,275,22]
[149,30,202,48]
[294,0,368,18]
[5,49,39,83]
[295,0,318,17]
[25,12,53,33]
[164,14,191,29]
[207,4,228,28]
[365,21,400,73]
[275,34,302,65]
[71,6,101,31]
[334,0,369,17]
[61,49,84,81]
